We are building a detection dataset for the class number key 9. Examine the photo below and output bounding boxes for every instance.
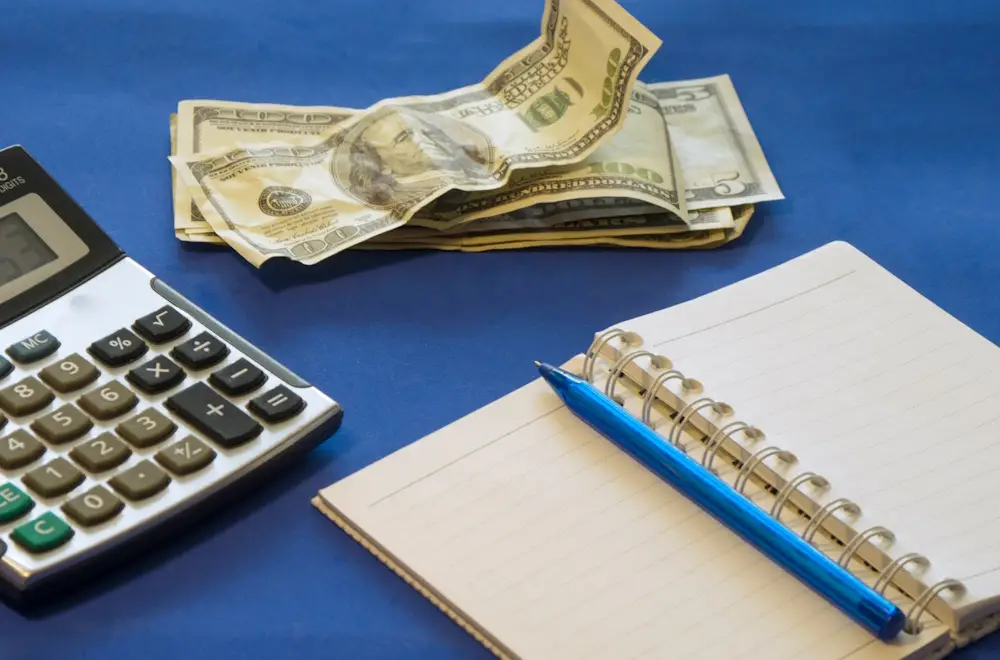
[39,354,100,393]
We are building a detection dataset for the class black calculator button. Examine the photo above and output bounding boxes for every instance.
[63,486,124,527]
[70,433,132,473]
[23,458,85,499]
[0,430,45,470]
[155,436,216,476]
[165,383,262,448]
[170,332,229,370]
[109,460,171,501]
[78,380,139,420]
[0,377,54,417]
[6,331,60,365]
[30,404,93,445]
[39,354,100,393]
[210,359,267,396]
[0,356,12,381]
[248,386,305,423]
[133,306,192,344]
[126,356,186,394]
[88,329,148,367]
[116,409,177,448]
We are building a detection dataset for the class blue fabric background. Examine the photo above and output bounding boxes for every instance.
[3,1,1000,657]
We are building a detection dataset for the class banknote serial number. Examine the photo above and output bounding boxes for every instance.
[0,168,28,195]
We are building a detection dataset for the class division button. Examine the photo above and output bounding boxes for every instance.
[6,331,60,365]
[170,332,229,370]
[62,486,124,527]
[39,353,100,393]
[165,382,262,448]
[108,460,171,501]
[88,329,148,367]
[133,305,192,344]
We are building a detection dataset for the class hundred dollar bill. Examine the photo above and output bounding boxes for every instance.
[412,81,686,229]
[170,0,660,266]
[649,75,782,210]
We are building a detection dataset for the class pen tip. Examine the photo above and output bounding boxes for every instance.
[533,360,542,367]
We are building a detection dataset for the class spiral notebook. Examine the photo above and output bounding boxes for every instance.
[314,241,1000,659]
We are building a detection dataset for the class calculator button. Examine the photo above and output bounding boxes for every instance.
[78,380,138,420]
[0,377,54,417]
[165,382,262,448]
[0,430,46,470]
[210,359,267,396]
[126,356,186,395]
[30,404,93,445]
[70,433,132,473]
[0,357,12,382]
[88,329,148,367]
[155,436,216,476]
[6,331,60,365]
[23,458,85,499]
[133,305,192,344]
[171,332,229,370]
[0,483,34,523]
[39,354,100,393]
[248,386,305,423]
[11,512,74,553]
[109,460,171,501]
[116,409,177,448]
[63,486,124,527]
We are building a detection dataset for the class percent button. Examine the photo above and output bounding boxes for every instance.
[89,329,149,367]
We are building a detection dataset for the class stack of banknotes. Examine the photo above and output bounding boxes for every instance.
[169,0,781,267]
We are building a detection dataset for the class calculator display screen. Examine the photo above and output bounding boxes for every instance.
[0,213,59,286]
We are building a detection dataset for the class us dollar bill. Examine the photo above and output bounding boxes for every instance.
[648,74,782,210]
[411,81,686,229]
[170,0,661,266]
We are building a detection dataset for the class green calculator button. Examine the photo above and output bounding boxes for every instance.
[11,512,74,553]
[0,483,33,523]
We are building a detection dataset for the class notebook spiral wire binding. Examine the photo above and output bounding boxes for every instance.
[583,328,967,636]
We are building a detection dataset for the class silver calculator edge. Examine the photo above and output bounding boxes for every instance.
[0,257,343,604]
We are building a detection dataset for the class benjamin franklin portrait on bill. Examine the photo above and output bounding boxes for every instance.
[333,106,495,208]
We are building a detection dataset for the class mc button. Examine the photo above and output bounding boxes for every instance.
[6,331,60,365]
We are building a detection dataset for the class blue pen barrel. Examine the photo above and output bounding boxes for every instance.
[538,363,906,642]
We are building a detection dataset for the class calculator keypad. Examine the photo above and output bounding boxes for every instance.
[0,291,320,569]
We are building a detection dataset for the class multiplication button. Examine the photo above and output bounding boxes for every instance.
[126,356,185,394]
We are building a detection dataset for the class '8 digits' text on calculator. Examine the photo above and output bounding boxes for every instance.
[0,146,343,604]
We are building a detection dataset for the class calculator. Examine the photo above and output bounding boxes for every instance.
[0,145,343,604]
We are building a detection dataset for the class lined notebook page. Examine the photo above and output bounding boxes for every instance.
[319,356,946,660]
[614,241,1000,629]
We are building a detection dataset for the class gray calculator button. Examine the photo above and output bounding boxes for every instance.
[70,433,131,473]
[116,409,177,448]
[23,458,85,498]
[0,430,46,470]
[0,377,54,417]
[63,486,124,527]
[155,436,216,476]
[6,331,60,365]
[78,380,138,420]
[109,460,171,501]
[30,404,93,445]
[39,354,100,393]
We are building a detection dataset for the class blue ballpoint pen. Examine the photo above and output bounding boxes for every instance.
[535,361,906,641]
